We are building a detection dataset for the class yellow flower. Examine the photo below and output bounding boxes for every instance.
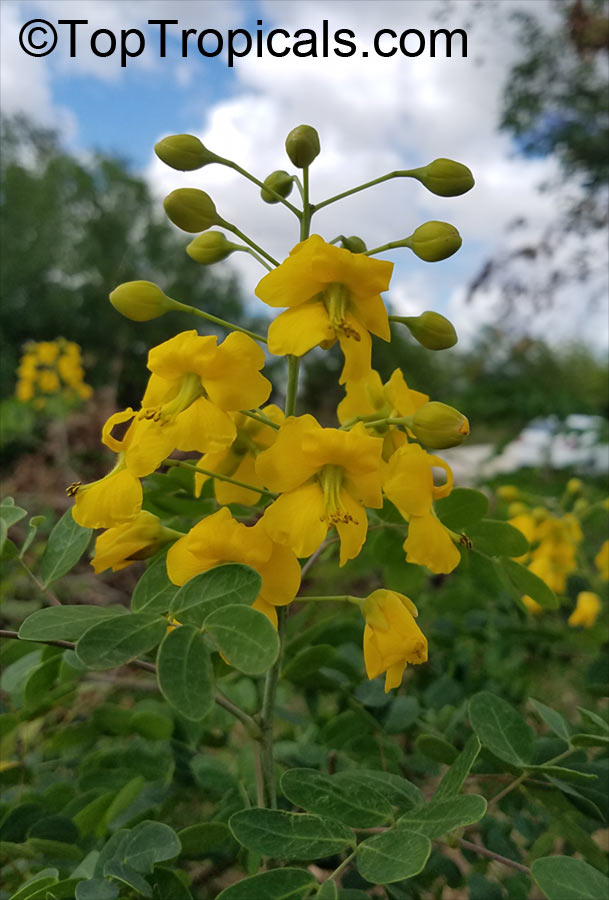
[568,591,602,628]
[383,443,460,574]
[194,405,284,505]
[36,341,59,364]
[521,595,543,615]
[68,409,144,529]
[255,235,393,383]
[107,331,272,477]
[338,368,428,458]
[91,511,177,574]
[595,540,609,581]
[166,507,301,627]
[362,589,428,692]
[508,513,536,562]
[255,415,383,565]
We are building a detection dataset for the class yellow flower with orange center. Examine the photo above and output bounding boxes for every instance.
[383,443,460,574]
[362,589,428,692]
[166,507,301,626]
[255,415,383,565]
[255,235,393,383]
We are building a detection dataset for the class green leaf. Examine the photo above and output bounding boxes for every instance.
[577,706,609,735]
[75,614,167,670]
[204,604,279,676]
[0,496,27,529]
[19,605,127,642]
[532,856,609,899]
[178,822,238,860]
[8,869,59,900]
[383,695,420,734]
[397,794,487,838]
[40,509,92,587]
[415,734,458,764]
[355,827,431,884]
[435,735,481,799]
[103,860,151,897]
[317,881,338,899]
[150,867,193,900]
[131,553,178,614]
[25,878,82,899]
[280,768,393,828]
[469,691,534,767]
[20,515,46,558]
[282,645,336,682]
[157,625,214,721]
[75,879,118,900]
[23,655,61,711]
[25,838,83,860]
[529,699,571,742]
[216,868,317,900]
[335,769,423,810]
[435,488,489,531]
[100,775,145,831]
[229,808,355,859]
[169,564,261,626]
[501,559,559,609]
[570,733,609,748]
[73,794,115,837]
[466,519,529,558]
[122,820,182,872]
[526,764,598,783]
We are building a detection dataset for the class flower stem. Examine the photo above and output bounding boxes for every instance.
[240,246,273,271]
[162,458,277,498]
[220,219,279,267]
[258,606,287,808]
[170,300,267,344]
[240,409,280,430]
[312,169,416,214]
[217,157,301,217]
[285,356,300,417]
[297,594,364,609]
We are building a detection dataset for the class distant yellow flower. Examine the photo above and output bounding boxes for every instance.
[166,507,301,626]
[363,589,428,692]
[256,415,383,565]
[194,405,284,505]
[107,330,272,477]
[595,540,609,581]
[568,591,602,628]
[521,595,543,615]
[91,511,178,573]
[255,235,393,383]
[383,443,460,574]
[508,513,536,562]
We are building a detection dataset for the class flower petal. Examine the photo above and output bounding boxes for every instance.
[268,302,335,357]
[404,514,461,574]
[335,490,368,566]
[260,482,328,558]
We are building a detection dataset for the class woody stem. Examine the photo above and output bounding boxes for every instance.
[162,458,278,498]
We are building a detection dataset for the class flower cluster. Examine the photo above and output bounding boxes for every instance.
[16,339,92,409]
[68,128,476,692]
[507,489,606,628]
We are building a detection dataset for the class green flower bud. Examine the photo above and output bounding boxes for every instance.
[109,281,177,322]
[163,188,219,233]
[409,158,474,197]
[340,235,367,253]
[411,401,470,449]
[285,124,320,168]
[187,232,236,264]
[260,170,294,204]
[154,134,218,171]
[397,311,458,350]
[406,221,462,262]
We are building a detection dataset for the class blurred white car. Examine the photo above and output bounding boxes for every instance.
[493,415,608,474]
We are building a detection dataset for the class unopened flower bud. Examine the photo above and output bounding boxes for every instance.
[396,311,457,350]
[573,498,589,516]
[411,401,470,448]
[109,281,177,321]
[508,501,528,517]
[498,485,519,502]
[406,221,462,262]
[187,232,236,264]
[154,134,218,171]
[340,235,367,253]
[285,125,320,168]
[163,188,219,233]
[567,478,583,494]
[260,170,294,203]
[408,158,474,197]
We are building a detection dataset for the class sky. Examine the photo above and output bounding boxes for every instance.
[2,0,608,348]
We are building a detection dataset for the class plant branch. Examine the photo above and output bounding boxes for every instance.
[0,629,260,736]
[217,157,301,216]
[312,169,415,214]
[162,458,277,498]
[220,219,279,267]
[18,559,61,606]
[456,838,531,875]
[239,409,280,430]
[170,300,268,344]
